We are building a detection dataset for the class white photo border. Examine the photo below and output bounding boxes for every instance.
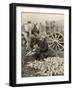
[16,6,69,84]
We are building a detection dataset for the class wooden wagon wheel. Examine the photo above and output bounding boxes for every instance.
[47,32,64,52]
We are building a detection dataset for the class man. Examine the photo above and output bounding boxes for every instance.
[22,21,34,49]
[34,35,49,60]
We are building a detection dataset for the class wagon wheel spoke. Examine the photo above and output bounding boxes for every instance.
[56,43,61,51]
[53,43,58,50]
[49,35,54,40]
[54,43,59,51]
[47,40,53,43]
[52,34,55,39]
[59,43,64,46]
[48,43,54,47]
[58,43,64,48]
[58,35,63,40]
[57,44,59,50]
[58,43,64,51]
[56,45,59,51]
[50,33,56,39]
[47,36,54,43]
[56,33,59,38]
[52,33,55,38]
[59,41,64,43]
[58,34,60,39]
[53,32,58,38]
[48,39,53,42]
[51,43,55,49]
[58,41,64,45]
[48,41,53,45]
[60,47,64,51]
[59,38,63,41]
[55,44,58,51]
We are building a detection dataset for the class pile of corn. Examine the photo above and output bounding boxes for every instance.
[27,57,64,76]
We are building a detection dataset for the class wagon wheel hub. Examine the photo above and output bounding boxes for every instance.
[53,39,58,43]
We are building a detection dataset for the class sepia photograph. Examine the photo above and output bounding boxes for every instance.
[21,12,64,77]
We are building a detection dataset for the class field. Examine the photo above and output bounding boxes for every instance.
[21,15,64,77]
[22,53,64,77]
